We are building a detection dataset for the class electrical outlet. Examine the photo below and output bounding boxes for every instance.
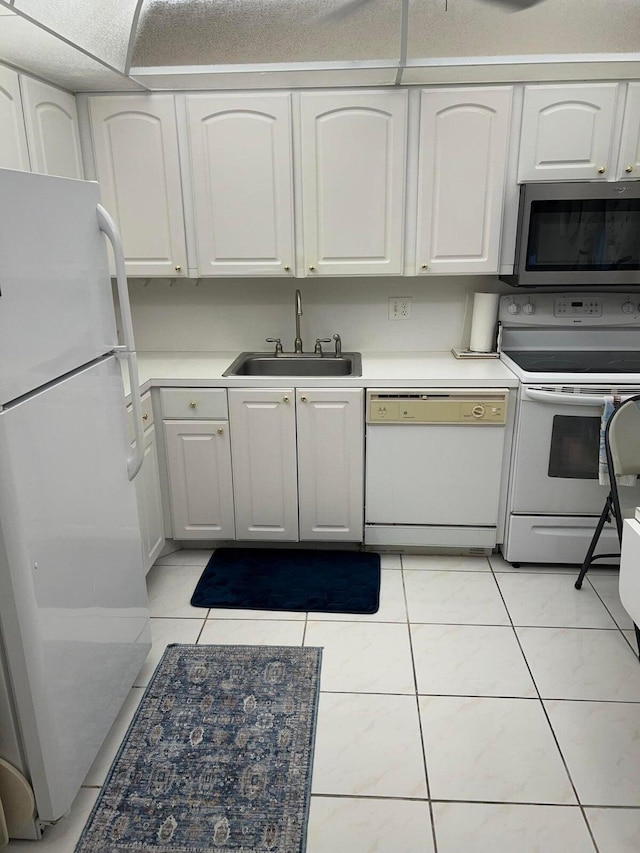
[388,297,412,320]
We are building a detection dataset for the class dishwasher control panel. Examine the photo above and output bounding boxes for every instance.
[367,390,508,425]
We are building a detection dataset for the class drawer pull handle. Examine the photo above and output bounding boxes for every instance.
[283,396,290,403]
[300,396,308,403]
[142,413,149,421]
[217,427,224,435]
[189,401,197,409]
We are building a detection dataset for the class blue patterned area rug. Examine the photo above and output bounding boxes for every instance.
[75,644,322,853]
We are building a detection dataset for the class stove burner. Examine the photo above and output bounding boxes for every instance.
[608,357,640,370]
[523,356,590,372]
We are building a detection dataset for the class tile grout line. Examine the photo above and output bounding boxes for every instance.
[401,554,440,853]
[489,561,601,853]
[587,575,639,651]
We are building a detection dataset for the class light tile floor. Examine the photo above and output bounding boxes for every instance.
[8,550,640,852]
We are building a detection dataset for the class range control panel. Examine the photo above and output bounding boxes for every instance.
[367,391,508,425]
[499,293,640,326]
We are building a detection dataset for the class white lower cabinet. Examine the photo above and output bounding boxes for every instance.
[228,387,364,542]
[161,388,235,540]
[296,389,364,541]
[128,392,165,573]
[136,424,165,572]
[164,420,235,540]
[228,389,299,541]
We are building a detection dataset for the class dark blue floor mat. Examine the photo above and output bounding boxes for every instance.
[191,548,381,614]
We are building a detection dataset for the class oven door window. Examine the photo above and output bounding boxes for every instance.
[526,199,640,271]
[548,414,600,479]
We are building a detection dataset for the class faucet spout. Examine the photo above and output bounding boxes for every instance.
[294,289,303,353]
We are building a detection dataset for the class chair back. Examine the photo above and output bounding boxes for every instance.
[608,396,640,477]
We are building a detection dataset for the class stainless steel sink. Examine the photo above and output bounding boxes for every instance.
[223,352,362,377]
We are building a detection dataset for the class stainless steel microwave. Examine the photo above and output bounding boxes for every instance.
[500,181,640,287]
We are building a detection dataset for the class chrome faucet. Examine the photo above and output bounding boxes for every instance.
[294,289,303,353]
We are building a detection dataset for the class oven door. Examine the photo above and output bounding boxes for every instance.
[510,385,640,514]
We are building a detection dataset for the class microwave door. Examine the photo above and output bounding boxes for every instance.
[501,182,640,287]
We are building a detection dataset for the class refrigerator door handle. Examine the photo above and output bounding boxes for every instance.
[96,204,144,480]
[118,351,144,480]
[96,204,136,354]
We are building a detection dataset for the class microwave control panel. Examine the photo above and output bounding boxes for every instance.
[367,391,508,425]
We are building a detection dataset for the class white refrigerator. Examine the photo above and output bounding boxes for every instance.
[0,169,151,840]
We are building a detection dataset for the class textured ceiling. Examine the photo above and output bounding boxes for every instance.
[131,0,403,67]
[1,0,639,92]
[131,0,640,67]
[407,0,640,59]
[12,0,140,71]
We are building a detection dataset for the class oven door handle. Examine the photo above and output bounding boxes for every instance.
[523,388,614,407]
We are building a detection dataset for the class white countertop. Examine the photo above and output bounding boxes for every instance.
[125,350,518,399]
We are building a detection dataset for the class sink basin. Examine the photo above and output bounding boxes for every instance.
[223,352,362,377]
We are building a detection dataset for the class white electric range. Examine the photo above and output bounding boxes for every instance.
[499,292,640,565]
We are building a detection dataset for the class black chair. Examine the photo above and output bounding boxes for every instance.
[575,394,640,656]
[575,394,640,590]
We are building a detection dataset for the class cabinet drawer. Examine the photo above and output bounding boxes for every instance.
[127,391,154,442]
[160,388,228,419]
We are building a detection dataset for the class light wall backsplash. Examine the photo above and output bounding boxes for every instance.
[128,275,510,353]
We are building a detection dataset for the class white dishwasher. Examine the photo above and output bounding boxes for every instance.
[365,389,509,550]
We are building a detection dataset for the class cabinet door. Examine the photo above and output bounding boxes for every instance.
[617,82,640,180]
[164,420,235,540]
[136,425,165,573]
[518,83,618,182]
[0,66,30,170]
[186,93,295,277]
[300,90,407,276]
[89,94,187,277]
[297,388,363,541]
[21,78,83,179]
[416,87,512,275]
[228,389,298,541]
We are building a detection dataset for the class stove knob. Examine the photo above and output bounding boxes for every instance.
[621,300,636,315]
[507,302,521,315]
[522,302,535,316]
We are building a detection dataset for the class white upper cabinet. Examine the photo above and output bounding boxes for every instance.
[518,83,619,182]
[416,87,512,275]
[617,83,640,180]
[21,78,83,179]
[299,90,407,276]
[0,66,30,171]
[89,94,187,278]
[186,93,295,277]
